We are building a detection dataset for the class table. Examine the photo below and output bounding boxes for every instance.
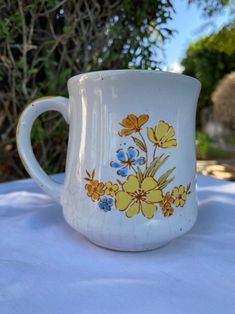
[0,174,235,314]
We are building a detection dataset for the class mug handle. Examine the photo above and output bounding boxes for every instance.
[16,96,69,204]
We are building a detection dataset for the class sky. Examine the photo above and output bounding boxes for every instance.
[164,0,232,72]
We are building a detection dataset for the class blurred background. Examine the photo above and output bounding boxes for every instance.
[0,0,235,183]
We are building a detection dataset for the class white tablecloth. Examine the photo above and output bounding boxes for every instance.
[0,174,234,314]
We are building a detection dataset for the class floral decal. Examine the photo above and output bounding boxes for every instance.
[147,120,177,149]
[98,196,113,212]
[115,175,163,219]
[110,147,145,177]
[118,114,149,136]
[160,192,175,217]
[105,182,119,197]
[84,114,191,219]
[85,172,105,201]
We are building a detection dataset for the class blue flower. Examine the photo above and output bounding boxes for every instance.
[98,196,113,212]
[110,147,145,177]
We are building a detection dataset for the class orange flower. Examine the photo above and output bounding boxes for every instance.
[85,180,105,201]
[160,192,174,217]
[118,114,149,137]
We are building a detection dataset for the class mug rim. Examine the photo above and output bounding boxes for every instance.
[67,69,201,88]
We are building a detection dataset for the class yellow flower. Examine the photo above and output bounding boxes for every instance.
[115,175,163,219]
[160,192,174,217]
[105,181,119,197]
[119,114,149,137]
[147,120,177,148]
[172,185,187,207]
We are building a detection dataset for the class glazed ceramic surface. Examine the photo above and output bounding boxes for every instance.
[17,70,201,251]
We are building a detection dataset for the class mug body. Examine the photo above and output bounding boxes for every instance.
[61,70,201,251]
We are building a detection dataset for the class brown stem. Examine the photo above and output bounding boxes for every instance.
[153,146,157,160]
[38,0,68,16]
[6,43,17,119]
[138,131,148,169]
[18,0,29,98]
[131,165,137,174]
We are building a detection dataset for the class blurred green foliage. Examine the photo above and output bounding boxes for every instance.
[195,131,231,159]
[228,134,235,146]
[182,22,235,119]
[196,131,210,159]
[188,0,232,16]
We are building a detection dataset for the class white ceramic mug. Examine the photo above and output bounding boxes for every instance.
[17,70,201,251]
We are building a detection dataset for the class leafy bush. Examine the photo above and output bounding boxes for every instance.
[182,22,235,126]
[0,0,175,182]
[212,71,235,129]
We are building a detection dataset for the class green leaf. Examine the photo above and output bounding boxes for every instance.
[117,179,123,186]
[131,136,146,152]
[158,176,175,190]
[144,154,169,178]
[186,183,191,194]
[136,166,143,183]
[157,167,176,189]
